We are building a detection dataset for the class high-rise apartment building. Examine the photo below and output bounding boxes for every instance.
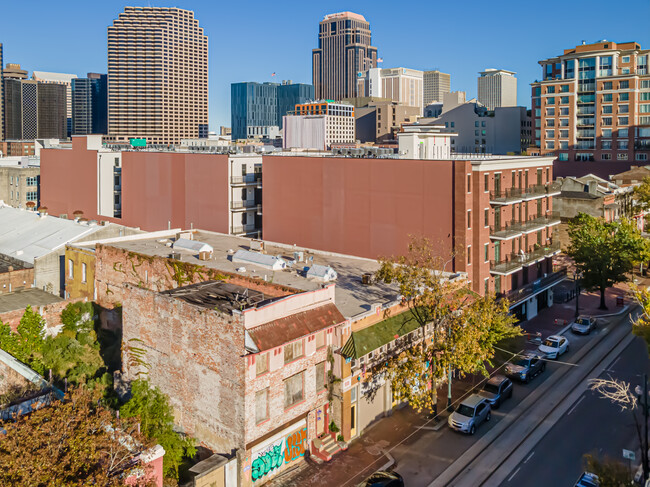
[3,79,66,139]
[312,12,378,101]
[3,63,27,80]
[0,44,4,142]
[423,70,451,105]
[231,81,314,141]
[356,67,424,113]
[72,73,108,135]
[283,101,355,150]
[107,7,208,146]
[32,71,77,137]
[478,69,517,110]
[532,40,650,170]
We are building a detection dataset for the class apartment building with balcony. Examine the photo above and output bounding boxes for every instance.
[262,153,561,319]
[283,101,355,150]
[532,40,650,177]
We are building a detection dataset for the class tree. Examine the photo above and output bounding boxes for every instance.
[0,385,153,486]
[583,454,631,486]
[567,214,647,309]
[371,236,521,414]
[634,176,650,214]
[0,306,46,373]
[120,379,196,480]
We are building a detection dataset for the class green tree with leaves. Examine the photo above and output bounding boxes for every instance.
[567,213,647,309]
[120,379,196,480]
[371,236,521,413]
[0,306,46,373]
[582,454,631,486]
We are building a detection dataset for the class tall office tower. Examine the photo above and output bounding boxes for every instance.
[72,73,108,135]
[3,63,27,80]
[477,69,517,110]
[532,40,650,168]
[423,70,451,105]
[231,81,314,140]
[32,71,77,137]
[3,79,66,139]
[312,12,378,101]
[107,7,208,146]
[357,67,424,113]
[0,44,4,141]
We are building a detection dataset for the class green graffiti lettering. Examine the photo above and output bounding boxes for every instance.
[251,443,285,481]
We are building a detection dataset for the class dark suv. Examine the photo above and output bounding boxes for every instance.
[478,375,513,408]
[504,352,546,383]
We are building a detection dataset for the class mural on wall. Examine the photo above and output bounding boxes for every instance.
[251,426,307,482]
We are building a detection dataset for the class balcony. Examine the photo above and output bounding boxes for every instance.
[490,240,561,276]
[501,266,568,306]
[521,212,562,233]
[230,174,262,186]
[635,141,650,151]
[230,200,261,211]
[489,187,523,205]
[490,221,524,240]
[231,224,259,237]
[521,182,562,200]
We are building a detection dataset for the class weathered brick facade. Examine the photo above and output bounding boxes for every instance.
[0,298,85,332]
[0,266,33,295]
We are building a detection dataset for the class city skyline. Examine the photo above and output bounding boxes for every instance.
[1,0,649,131]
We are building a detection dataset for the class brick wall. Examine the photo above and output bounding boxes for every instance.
[122,284,247,453]
[0,298,85,332]
[0,267,34,295]
[94,244,296,309]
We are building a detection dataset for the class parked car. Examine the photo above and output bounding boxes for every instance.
[571,316,597,335]
[448,394,491,435]
[357,471,404,487]
[505,352,546,383]
[538,335,570,359]
[574,472,599,486]
[478,375,513,409]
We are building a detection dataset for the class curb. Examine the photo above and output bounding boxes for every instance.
[378,450,395,472]
[553,304,630,337]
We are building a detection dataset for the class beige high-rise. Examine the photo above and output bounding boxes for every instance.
[107,7,208,146]
[423,70,451,105]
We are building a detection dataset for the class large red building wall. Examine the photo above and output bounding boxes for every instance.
[262,156,458,262]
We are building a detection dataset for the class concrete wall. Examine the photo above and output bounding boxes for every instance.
[0,165,40,208]
[122,285,247,453]
[65,246,96,300]
[262,156,457,262]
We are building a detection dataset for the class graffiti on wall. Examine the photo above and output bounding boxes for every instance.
[251,426,307,482]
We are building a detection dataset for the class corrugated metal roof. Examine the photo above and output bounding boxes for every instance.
[307,264,337,281]
[340,310,420,359]
[232,249,286,270]
[172,238,213,253]
[248,303,345,351]
[0,207,103,264]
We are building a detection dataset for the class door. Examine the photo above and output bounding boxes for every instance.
[316,406,325,436]
[350,403,357,438]
[494,241,501,262]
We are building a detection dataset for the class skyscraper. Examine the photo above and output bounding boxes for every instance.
[3,79,66,139]
[72,73,108,135]
[107,7,208,146]
[312,12,378,101]
[32,71,77,137]
[0,44,4,142]
[423,70,451,105]
[357,67,424,113]
[477,69,517,110]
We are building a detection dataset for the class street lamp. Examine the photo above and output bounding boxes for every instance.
[574,270,583,319]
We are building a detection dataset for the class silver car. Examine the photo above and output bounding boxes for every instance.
[448,394,491,435]
[571,316,597,335]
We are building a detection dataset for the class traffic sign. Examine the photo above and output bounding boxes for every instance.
[623,449,636,460]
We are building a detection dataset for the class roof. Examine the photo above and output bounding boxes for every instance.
[247,303,345,351]
[459,394,486,407]
[32,71,77,83]
[487,375,508,386]
[611,166,650,181]
[232,249,286,270]
[161,280,276,314]
[172,238,213,253]
[0,206,104,264]
[0,288,63,313]
[558,191,600,200]
[340,310,420,359]
[0,256,31,274]
[306,264,337,281]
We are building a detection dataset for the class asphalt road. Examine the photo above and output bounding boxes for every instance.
[390,312,636,487]
[498,335,650,487]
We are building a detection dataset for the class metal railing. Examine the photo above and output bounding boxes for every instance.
[230,200,260,210]
[490,240,561,274]
[490,220,524,239]
[501,266,568,304]
[230,174,262,185]
[489,187,523,203]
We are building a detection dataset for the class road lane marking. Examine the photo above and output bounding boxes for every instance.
[567,395,585,416]
[507,467,521,482]
[523,451,535,464]
[606,356,621,371]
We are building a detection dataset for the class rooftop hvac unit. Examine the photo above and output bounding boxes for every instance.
[250,239,265,252]
[169,252,182,260]
[294,251,304,262]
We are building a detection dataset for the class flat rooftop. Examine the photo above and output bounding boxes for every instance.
[161,280,278,314]
[0,288,63,314]
[88,230,416,320]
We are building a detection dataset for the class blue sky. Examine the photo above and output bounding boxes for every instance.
[2,0,650,130]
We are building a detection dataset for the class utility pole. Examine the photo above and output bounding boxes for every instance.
[644,374,649,483]
[574,270,581,319]
[447,367,453,412]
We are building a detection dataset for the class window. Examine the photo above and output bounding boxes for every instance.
[619,105,629,114]
[68,259,74,278]
[622,56,630,63]
[618,141,629,150]
[560,97,569,104]
[546,119,555,127]
[603,93,613,102]
[546,130,555,139]
[482,121,486,127]
[618,117,629,126]
[602,153,612,160]
[560,85,569,93]
[559,119,569,127]
[560,129,569,138]
[284,340,303,364]
[475,130,479,136]
[560,107,569,116]
[467,246,471,265]
[451,122,455,128]
[26,191,37,201]
[602,117,612,126]
[315,362,326,392]
[314,331,325,350]
[475,121,479,127]
[256,353,268,376]
[467,174,471,192]
[602,128,612,138]
[547,86,555,94]
[26,177,37,186]
[603,81,613,90]
[602,105,613,114]
[641,93,650,101]
[484,208,489,227]
[284,372,304,409]
[484,243,489,262]
[620,93,629,102]
[481,130,486,135]
[467,210,471,229]
[617,153,629,160]
[255,388,269,424]
[82,263,87,283]
[601,140,612,150]
[619,128,629,137]
[546,107,555,116]
[558,153,569,161]
[637,154,649,161]
[641,104,650,113]
[620,80,629,89]
[560,141,569,149]
[546,141,555,150]
[547,97,555,104]
[484,173,489,191]
[535,108,541,117]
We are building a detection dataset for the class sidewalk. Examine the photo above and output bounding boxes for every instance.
[264,278,641,487]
